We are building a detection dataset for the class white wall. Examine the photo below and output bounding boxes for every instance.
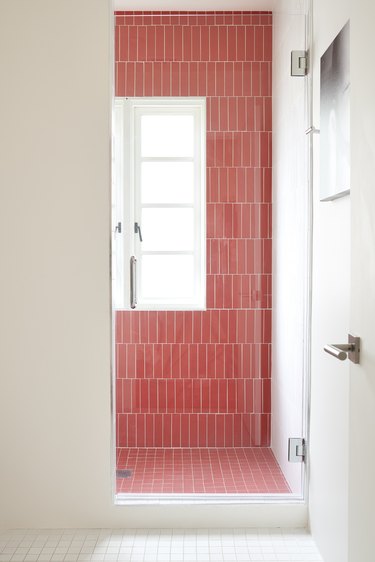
[0,0,308,529]
[308,0,351,560]
[271,7,307,495]
[348,1,375,559]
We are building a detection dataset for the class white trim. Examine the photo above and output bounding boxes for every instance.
[114,97,206,311]
[115,493,305,506]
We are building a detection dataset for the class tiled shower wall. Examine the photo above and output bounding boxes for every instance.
[115,11,272,448]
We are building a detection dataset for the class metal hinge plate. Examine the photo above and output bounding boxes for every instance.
[291,50,308,76]
[288,438,306,463]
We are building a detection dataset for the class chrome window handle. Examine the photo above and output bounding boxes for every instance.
[134,222,143,242]
[130,256,137,309]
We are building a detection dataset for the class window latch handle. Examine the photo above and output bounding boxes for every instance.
[134,222,143,242]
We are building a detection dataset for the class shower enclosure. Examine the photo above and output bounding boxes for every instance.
[112,5,311,501]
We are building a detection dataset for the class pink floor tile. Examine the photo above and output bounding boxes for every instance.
[116,447,290,494]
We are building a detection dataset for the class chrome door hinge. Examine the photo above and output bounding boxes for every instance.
[288,438,306,463]
[291,50,308,76]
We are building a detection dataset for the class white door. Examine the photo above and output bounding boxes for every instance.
[348,2,375,560]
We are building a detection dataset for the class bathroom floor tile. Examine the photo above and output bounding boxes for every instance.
[0,529,323,562]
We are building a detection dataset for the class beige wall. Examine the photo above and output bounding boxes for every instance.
[0,0,113,528]
[0,0,307,529]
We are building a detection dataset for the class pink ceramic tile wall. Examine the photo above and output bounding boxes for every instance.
[115,11,272,447]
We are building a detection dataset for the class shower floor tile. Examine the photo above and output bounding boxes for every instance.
[116,448,290,494]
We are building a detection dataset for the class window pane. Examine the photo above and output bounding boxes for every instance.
[141,162,194,204]
[141,255,195,299]
[141,115,194,157]
[141,208,194,251]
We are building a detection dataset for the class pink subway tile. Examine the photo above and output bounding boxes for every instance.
[219,380,227,412]
[154,343,163,377]
[236,26,245,60]
[173,25,183,61]
[146,26,155,60]
[224,344,234,378]
[216,344,225,378]
[189,344,198,378]
[225,415,234,446]
[167,380,175,413]
[176,380,184,412]
[138,25,147,60]
[171,345,180,378]
[180,61,189,95]
[207,415,216,446]
[234,62,243,96]
[228,27,237,61]
[218,26,228,60]
[216,415,225,446]
[211,310,220,343]
[201,380,210,411]
[220,97,228,132]
[181,414,190,446]
[209,26,219,61]
[245,380,254,412]
[140,379,149,412]
[243,344,251,378]
[163,414,172,447]
[223,276,233,309]
[153,61,162,95]
[143,344,153,377]
[264,25,272,61]
[233,414,243,446]
[158,380,167,413]
[155,25,164,60]
[184,380,193,413]
[215,62,225,95]
[182,26,192,61]
[206,344,216,377]
[145,415,154,447]
[193,380,201,412]
[137,414,146,447]
[199,415,208,446]
[128,26,138,60]
[149,380,158,412]
[180,344,189,377]
[263,378,271,413]
[189,62,198,96]
[204,62,214,96]
[210,379,219,411]
[190,414,198,447]
[170,61,179,95]
[164,26,173,60]
[255,26,264,61]
[135,344,145,378]
[192,26,201,61]
[162,62,171,95]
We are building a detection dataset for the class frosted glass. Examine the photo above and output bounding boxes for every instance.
[141,115,194,157]
[141,255,194,299]
[141,208,194,251]
[141,162,194,204]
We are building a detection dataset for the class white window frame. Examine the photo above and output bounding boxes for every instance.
[113,97,206,311]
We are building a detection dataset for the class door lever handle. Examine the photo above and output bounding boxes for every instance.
[324,334,360,364]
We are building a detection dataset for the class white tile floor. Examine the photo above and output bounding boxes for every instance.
[0,529,323,562]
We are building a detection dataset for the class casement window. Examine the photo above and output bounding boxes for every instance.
[113,98,206,310]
